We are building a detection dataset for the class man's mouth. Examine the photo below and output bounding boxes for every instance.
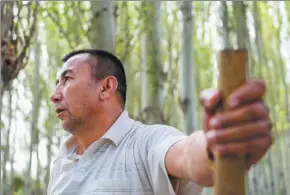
[56,108,66,114]
[56,108,67,118]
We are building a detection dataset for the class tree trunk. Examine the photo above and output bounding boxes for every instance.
[9,151,14,195]
[36,141,41,195]
[89,1,115,53]
[220,2,231,49]
[273,8,289,194]
[233,2,254,77]
[44,130,53,193]
[2,87,12,195]
[180,1,199,134]
[9,98,17,195]
[233,2,248,49]
[277,4,290,122]
[0,89,4,193]
[24,25,42,195]
[116,2,134,62]
[145,1,163,108]
[164,2,178,127]
[253,2,267,79]
[252,3,278,194]
[141,34,148,111]
[141,2,164,124]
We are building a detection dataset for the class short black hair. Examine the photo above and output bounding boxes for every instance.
[62,49,127,106]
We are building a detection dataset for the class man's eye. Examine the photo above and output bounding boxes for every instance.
[64,76,71,83]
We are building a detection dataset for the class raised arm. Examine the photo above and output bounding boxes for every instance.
[165,130,213,186]
[165,80,272,187]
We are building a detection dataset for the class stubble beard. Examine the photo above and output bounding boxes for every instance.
[62,112,85,133]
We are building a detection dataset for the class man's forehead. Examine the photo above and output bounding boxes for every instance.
[56,53,91,78]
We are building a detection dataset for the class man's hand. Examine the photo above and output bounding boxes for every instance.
[200,80,273,169]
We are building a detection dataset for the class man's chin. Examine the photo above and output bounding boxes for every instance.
[61,117,83,133]
[62,122,75,133]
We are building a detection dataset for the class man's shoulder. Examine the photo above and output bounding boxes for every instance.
[133,121,176,131]
[50,135,77,165]
[132,121,186,138]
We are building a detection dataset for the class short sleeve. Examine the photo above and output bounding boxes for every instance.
[137,124,203,195]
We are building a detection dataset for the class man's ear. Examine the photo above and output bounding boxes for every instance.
[100,76,118,100]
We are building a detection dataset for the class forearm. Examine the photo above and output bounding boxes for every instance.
[166,130,213,187]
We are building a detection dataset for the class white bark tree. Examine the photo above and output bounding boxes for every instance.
[24,26,42,195]
[233,2,254,77]
[220,1,231,49]
[2,88,12,195]
[180,1,199,134]
[250,3,279,194]
[141,1,164,124]
[233,2,248,49]
[141,34,148,111]
[89,1,116,53]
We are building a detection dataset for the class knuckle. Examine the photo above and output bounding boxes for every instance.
[260,104,270,118]
[254,80,266,92]
[251,121,267,135]
[260,120,271,131]
[246,103,264,119]
[240,106,253,120]
[215,132,223,143]
[258,102,266,110]
[213,113,223,125]
[238,107,248,118]
[254,102,265,113]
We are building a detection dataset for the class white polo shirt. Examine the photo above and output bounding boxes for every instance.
[47,110,203,195]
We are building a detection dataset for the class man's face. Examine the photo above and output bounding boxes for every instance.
[50,55,100,132]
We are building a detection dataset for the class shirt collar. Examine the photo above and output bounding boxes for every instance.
[53,110,134,163]
[53,135,78,162]
[102,110,135,146]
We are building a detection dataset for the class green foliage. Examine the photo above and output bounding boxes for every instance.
[11,175,25,193]
[1,1,289,195]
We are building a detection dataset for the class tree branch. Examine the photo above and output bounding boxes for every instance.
[1,2,14,39]
[13,2,39,81]
[47,11,74,50]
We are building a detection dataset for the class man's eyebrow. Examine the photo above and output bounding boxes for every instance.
[55,69,74,85]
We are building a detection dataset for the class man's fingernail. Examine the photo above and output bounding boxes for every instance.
[209,118,220,128]
[204,99,212,108]
[228,99,239,108]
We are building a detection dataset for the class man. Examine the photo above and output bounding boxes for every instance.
[48,49,272,195]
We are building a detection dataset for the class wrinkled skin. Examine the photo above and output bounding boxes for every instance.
[200,80,272,168]
[50,55,101,132]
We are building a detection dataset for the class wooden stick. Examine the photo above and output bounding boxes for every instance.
[215,49,248,195]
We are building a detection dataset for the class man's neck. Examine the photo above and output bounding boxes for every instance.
[72,108,123,155]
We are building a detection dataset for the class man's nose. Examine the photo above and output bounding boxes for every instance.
[50,89,63,103]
